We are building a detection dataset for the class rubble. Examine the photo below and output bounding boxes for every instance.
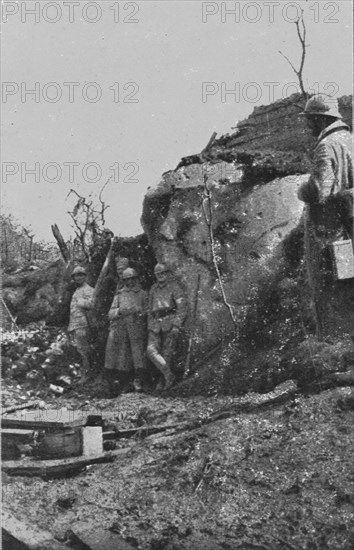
[1,328,82,405]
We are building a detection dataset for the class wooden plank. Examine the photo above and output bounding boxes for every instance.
[1,451,119,478]
[114,423,180,439]
[1,409,89,430]
[51,223,71,263]
[67,522,134,550]
[2,510,66,549]
[1,402,41,415]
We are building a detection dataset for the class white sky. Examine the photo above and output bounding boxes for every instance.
[1,0,353,241]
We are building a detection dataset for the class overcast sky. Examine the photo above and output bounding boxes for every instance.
[2,0,353,241]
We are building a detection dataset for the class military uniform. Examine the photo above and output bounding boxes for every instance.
[104,284,148,378]
[298,119,354,338]
[147,278,187,386]
[68,282,94,373]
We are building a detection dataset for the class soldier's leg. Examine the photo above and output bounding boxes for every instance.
[147,330,167,389]
[104,326,119,371]
[92,327,119,396]
[161,329,178,388]
[116,322,134,392]
[127,319,146,392]
[163,328,179,368]
[147,330,175,389]
[74,328,92,384]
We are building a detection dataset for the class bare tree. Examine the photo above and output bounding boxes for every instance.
[66,178,111,261]
[279,10,309,101]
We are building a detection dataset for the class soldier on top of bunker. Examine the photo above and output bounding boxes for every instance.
[297,93,353,340]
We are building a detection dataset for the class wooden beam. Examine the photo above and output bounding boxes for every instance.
[113,423,180,439]
[2,448,128,478]
[51,224,70,263]
[2,452,113,478]
[1,409,89,430]
[2,402,42,415]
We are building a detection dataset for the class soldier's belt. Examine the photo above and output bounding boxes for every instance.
[152,308,176,319]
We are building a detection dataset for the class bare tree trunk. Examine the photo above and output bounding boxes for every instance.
[93,238,116,313]
[28,236,33,263]
[51,224,71,263]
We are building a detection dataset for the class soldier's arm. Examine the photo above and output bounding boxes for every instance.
[147,288,154,330]
[77,287,95,310]
[298,142,336,204]
[140,291,149,316]
[311,142,336,202]
[108,294,120,321]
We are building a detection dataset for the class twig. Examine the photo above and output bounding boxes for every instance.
[98,176,111,225]
[279,11,309,102]
[201,174,237,326]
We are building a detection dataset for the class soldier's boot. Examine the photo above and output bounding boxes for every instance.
[155,377,165,391]
[119,372,134,394]
[133,370,145,393]
[163,365,175,390]
[94,369,118,397]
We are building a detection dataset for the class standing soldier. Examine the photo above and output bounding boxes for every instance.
[298,94,353,340]
[104,268,148,392]
[147,263,187,390]
[115,257,130,288]
[68,266,95,384]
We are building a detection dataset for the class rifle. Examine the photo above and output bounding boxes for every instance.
[183,273,201,379]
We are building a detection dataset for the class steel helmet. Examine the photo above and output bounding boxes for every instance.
[115,257,129,270]
[154,263,168,274]
[301,94,342,119]
[72,266,86,276]
[122,268,138,280]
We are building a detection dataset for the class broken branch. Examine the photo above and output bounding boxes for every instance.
[202,174,237,326]
[279,11,308,102]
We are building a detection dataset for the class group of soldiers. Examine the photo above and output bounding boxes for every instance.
[67,258,187,394]
[66,93,353,394]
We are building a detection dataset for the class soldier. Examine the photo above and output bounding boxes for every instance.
[115,257,130,288]
[147,263,187,390]
[67,266,95,384]
[104,268,148,392]
[298,94,354,340]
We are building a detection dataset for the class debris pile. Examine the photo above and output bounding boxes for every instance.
[1,328,82,406]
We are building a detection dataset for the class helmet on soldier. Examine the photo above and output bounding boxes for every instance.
[122,268,138,280]
[154,263,168,274]
[301,94,342,119]
[72,266,86,276]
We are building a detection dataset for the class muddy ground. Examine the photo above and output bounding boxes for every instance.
[2,380,354,550]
